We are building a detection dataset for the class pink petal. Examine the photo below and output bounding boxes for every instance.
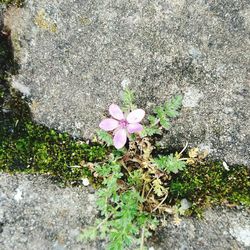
[127,109,145,123]
[99,118,119,131]
[127,123,143,133]
[109,104,125,120]
[113,128,127,149]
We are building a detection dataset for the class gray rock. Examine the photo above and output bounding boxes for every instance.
[0,4,6,29]
[0,173,249,250]
[5,0,250,166]
[152,208,250,250]
[0,173,103,250]
[1,3,250,249]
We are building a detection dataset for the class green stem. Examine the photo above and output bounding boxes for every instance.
[140,225,145,250]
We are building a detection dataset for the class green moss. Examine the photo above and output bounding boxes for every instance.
[0,118,107,182]
[0,0,24,7]
[0,88,107,182]
[0,90,107,182]
[168,162,250,216]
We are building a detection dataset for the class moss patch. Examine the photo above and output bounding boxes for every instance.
[168,162,250,216]
[0,116,107,182]
[0,0,24,7]
[0,89,107,182]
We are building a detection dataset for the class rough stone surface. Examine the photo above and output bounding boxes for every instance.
[1,3,250,250]
[0,4,5,28]
[5,0,250,166]
[0,174,104,250]
[153,209,250,250]
[0,173,249,250]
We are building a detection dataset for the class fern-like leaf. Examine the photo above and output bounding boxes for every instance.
[152,178,166,197]
[141,127,162,137]
[154,154,186,174]
[97,130,113,146]
[122,87,136,111]
[164,95,182,118]
[159,116,170,129]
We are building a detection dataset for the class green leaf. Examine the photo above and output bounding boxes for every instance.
[128,169,143,189]
[154,106,165,119]
[122,87,136,111]
[95,162,121,177]
[141,127,162,137]
[77,227,97,241]
[78,149,157,250]
[136,212,150,227]
[154,154,186,174]
[148,115,158,125]
[164,95,182,118]
[129,133,137,141]
[107,233,123,250]
[159,116,170,130]
[95,164,112,177]
[97,130,113,146]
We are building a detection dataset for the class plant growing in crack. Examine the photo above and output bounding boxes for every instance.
[78,87,192,250]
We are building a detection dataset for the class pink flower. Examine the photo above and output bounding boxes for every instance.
[99,104,145,149]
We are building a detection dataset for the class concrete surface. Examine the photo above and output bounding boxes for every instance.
[0,173,103,250]
[4,0,250,166]
[1,2,250,249]
[0,173,249,250]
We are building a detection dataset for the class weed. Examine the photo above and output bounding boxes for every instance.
[79,88,249,249]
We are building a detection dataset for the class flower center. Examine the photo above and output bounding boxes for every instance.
[119,119,128,128]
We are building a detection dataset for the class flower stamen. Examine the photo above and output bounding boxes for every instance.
[119,119,128,128]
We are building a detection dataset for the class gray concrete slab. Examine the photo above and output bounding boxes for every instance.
[0,173,249,250]
[5,0,250,165]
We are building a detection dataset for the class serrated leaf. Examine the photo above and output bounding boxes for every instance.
[136,212,150,227]
[154,106,165,119]
[159,116,170,129]
[95,164,112,177]
[122,87,136,111]
[164,95,182,118]
[97,130,113,146]
[107,235,123,250]
[141,127,162,137]
[152,178,166,197]
[128,169,143,188]
[148,115,158,125]
[154,154,186,174]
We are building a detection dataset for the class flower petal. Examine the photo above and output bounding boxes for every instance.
[113,129,127,149]
[109,104,125,120]
[99,118,119,131]
[127,123,143,133]
[127,109,145,123]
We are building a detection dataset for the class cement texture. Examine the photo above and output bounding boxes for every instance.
[4,0,250,166]
[0,173,249,250]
